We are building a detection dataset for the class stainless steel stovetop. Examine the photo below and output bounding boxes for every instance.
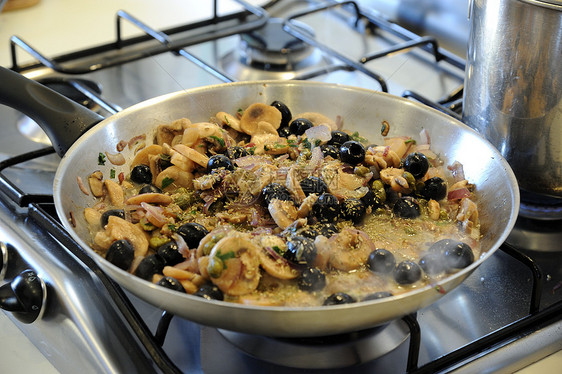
[1,1,561,373]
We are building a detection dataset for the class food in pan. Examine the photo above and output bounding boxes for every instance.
[82,100,481,307]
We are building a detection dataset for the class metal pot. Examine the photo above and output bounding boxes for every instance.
[463,0,562,207]
[0,67,519,337]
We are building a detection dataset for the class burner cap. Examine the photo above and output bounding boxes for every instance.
[217,320,409,369]
[240,18,315,69]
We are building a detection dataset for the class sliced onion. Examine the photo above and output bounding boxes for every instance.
[447,188,471,201]
[420,128,431,145]
[305,124,332,142]
[447,161,466,182]
[105,151,126,166]
[140,202,167,227]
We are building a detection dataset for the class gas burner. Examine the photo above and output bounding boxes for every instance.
[507,216,562,253]
[208,320,409,370]
[240,17,314,69]
[17,77,102,145]
[519,189,562,220]
[220,18,333,81]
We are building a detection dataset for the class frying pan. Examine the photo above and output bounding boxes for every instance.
[0,67,519,337]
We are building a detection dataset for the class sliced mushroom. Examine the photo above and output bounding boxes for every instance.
[240,103,282,135]
[173,144,209,168]
[94,215,149,257]
[268,198,298,229]
[216,111,242,132]
[88,171,104,197]
[104,179,124,208]
[125,193,173,205]
[207,233,261,296]
[132,144,163,168]
[156,118,191,146]
[155,165,194,191]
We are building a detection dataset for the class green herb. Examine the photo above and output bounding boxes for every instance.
[209,135,225,147]
[161,177,175,189]
[160,153,171,162]
[405,139,417,144]
[302,138,312,150]
[314,139,322,147]
[350,131,368,144]
[272,245,283,255]
[215,250,236,269]
[247,146,256,155]
[287,139,297,148]
[167,223,177,232]
[98,152,106,165]
[223,115,230,125]
[110,169,116,179]
[237,108,244,116]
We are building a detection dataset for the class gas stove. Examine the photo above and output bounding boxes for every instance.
[0,1,561,373]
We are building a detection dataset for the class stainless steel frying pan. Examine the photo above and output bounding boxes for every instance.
[0,67,519,337]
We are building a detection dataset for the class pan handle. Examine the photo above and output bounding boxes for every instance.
[0,67,104,157]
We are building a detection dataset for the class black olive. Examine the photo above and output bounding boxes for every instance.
[421,177,447,201]
[194,283,224,301]
[207,154,234,172]
[298,268,327,292]
[317,223,339,238]
[393,260,422,285]
[289,118,313,136]
[159,157,173,171]
[403,152,430,180]
[340,198,367,224]
[418,252,447,275]
[393,197,420,218]
[271,100,292,128]
[320,144,339,159]
[139,184,162,194]
[156,241,185,266]
[311,193,340,223]
[130,164,152,184]
[134,254,165,280]
[284,236,317,267]
[444,241,474,269]
[367,249,396,274]
[226,146,249,160]
[100,209,125,227]
[262,183,294,205]
[363,291,393,301]
[156,276,186,293]
[339,141,366,165]
[105,239,134,270]
[360,189,383,210]
[300,176,328,197]
[277,126,291,138]
[323,292,356,306]
[294,226,319,239]
[328,130,351,146]
[177,222,209,250]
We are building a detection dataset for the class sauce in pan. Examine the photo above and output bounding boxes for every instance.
[81,101,480,307]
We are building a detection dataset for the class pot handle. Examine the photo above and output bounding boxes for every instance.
[0,67,104,157]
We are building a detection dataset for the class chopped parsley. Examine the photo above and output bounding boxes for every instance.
[167,223,177,232]
[161,177,175,189]
[209,135,225,147]
[97,152,106,165]
[110,169,116,179]
[405,139,417,144]
[350,131,368,144]
[223,115,230,125]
